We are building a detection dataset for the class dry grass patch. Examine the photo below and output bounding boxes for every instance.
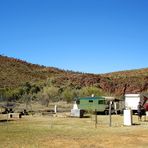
[0,114,148,148]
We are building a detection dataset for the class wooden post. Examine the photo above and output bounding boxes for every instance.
[95,109,97,128]
[109,101,112,127]
[54,105,57,114]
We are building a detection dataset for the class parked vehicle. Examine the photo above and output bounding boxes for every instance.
[76,96,124,117]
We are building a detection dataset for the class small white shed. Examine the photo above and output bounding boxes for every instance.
[125,94,141,111]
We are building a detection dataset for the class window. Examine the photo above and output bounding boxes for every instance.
[76,99,80,105]
[98,100,105,104]
[89,100,93,103]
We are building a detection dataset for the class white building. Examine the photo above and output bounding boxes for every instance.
[125,94,141,111]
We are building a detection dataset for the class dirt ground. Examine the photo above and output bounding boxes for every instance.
[39,114,148,148]
[0,113,148,148]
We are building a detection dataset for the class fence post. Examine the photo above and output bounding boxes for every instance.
[109,101,112,127]
[95,109,97,128]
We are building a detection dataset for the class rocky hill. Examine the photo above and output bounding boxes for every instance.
[0,55,66,88]
[0,55,148,96]
[102,69,148,95]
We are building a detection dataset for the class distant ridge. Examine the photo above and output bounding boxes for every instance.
[0,55,148,95]
[102,68,148,77]
[0,55,65,87]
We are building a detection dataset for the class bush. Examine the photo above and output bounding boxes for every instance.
[79,86,104,97]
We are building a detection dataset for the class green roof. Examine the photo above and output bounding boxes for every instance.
[79,96,104,100]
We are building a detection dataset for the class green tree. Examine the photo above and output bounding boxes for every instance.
[39,86,59,107]
[79,86,104,97]
[62,88,79,103]
[23,82,32,94]
[21,93,32,110]
[30,84,40,94]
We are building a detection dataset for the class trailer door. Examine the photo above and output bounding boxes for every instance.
[98,100,107,112]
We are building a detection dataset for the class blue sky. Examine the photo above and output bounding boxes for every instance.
[0,0,148,74]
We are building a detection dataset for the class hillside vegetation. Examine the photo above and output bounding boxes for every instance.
[103,68,148,78]
[0,55,148,103]
[0,55,66,88]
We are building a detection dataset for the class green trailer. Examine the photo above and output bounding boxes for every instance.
[76,96,110,116]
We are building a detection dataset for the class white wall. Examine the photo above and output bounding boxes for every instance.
[125,94,140,110]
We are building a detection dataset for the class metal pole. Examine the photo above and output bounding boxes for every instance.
[109,101,112,127]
